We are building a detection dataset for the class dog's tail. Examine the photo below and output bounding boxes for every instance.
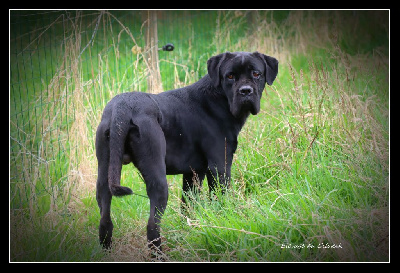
[108,101,133,197]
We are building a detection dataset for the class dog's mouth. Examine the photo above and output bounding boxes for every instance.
[230,96,260,118]
[241,99,259,115]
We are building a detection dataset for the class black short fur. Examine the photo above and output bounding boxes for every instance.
[95,51,278,254]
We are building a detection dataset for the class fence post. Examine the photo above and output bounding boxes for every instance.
[142,10,163,94]
[246,11,258,33]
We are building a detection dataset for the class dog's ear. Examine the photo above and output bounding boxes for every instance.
[253,52,279,85]
[207,52,232,88]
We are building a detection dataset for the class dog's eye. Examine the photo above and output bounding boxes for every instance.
[227,73,234,80]
[252,71,261,79]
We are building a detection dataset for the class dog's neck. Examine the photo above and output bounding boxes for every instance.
[194,75,250,133]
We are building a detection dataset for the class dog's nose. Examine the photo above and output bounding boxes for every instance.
[238,85,253,96]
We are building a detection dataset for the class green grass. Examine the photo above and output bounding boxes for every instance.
[10,10,389,262]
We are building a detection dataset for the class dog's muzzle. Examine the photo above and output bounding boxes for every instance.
[231,84,260,118]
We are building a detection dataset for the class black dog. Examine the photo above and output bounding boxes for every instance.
[95,51,278,254]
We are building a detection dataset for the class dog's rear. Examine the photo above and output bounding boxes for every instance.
[97,97,133,198]
[96,92,169,253]
[95,96,134,248]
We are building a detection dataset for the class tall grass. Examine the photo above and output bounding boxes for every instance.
[10,10,388,262]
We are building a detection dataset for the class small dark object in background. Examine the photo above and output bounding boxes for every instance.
[162,43,174,51]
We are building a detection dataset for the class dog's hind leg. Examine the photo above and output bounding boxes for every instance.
[95,121,113,249]
[127,118,169,257]
[146,175,168,258]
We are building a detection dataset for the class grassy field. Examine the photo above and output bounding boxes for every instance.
[10,10,389,262]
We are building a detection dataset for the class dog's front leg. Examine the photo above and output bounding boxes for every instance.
[206,164,231,194]
[181,172,205,203]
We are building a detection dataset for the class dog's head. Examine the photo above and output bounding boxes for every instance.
[207,51,278,118]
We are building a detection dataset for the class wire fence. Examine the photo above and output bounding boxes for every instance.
[10,10,270,216]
